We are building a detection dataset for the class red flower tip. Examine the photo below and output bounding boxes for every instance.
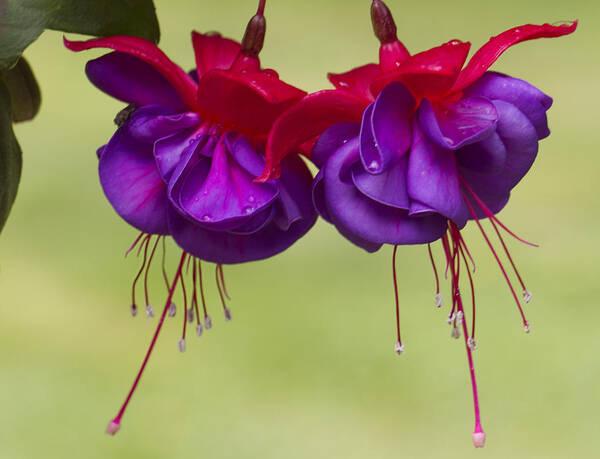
[371,0,397,45]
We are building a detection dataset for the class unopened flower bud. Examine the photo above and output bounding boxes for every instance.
[371,0,398,45]
[241,14,266,57]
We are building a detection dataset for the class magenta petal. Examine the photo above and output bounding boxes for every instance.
[464,72,552,139]
[85,52,187,110]
[179,140,278,230]
[324,138,447,245]
[99,128,169,235]
[371,82,415,166]
[311,122,360,168]
[418,97,498,150]
[407,122,468,227]
[352,156,410,209]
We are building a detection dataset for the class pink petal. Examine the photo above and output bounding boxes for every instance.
[258,90,367,182]
[196,69,305,137]
[191,31,241,79]
[451,21,578,92]
[328,64,381,101]
[64,36,199,111]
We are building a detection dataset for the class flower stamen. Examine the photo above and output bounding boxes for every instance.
[392,245,404,354]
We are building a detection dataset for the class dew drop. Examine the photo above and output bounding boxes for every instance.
[434,293,443,308]
[201,214,212,222]
[522,289,533,303]
[367,160,380,172]
[451,327,461,339]
[168,302,176,317]
[248,195,256,203]
[204,315,213,330]
[178,338,186,353]
[196,323,203,337]
[243,206,254,214]
[145,304,155,318]
[394,341,405,355]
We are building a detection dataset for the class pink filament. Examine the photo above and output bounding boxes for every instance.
[427,244,440,295]
[131,235,151,307]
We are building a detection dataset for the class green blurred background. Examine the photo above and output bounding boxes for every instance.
[1,0,598,457]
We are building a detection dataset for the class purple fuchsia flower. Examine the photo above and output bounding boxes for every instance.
[258,0,576,448]
[66,0,316,435]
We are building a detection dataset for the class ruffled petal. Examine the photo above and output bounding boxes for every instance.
[127,106,201,143]
[464,72,552,139]
[323,138,447,245]
[64,36,199,111]
[370,81,415,170]
[273,155,316,231]
[459,100,539,201]
[370,40,470,99]
[407,122,468,227]
[352,156,410,209]
[311,122,360,168]
[225,132,267,177]
[327,64,381,101]
[168,206,317,264]
[312,169,332,223]
[451,21,577,92]
[85,52,187,110]
[178,139,279,230]
[196,69,305,136]
[455,131,507,174]
[154,130,207,182]
[99,128,169,235]
[191,31,241,79]
[259,90,367,181]
[417,96,497,150]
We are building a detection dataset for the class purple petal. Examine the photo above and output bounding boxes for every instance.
[464,72,552,139]
[459,100,539,213]
[225,132,267,178]
[178,140,279,230]
[168,206,317,264]
[408,200,438,217]
[418,97,498,150]
[456,131,507,174]
[407,121,468,227]
[311,122,360,168]
[358,103,380,173]
[351,156,410,209]
[273,155,316,231]
[228,206,275,235]
[371,81,415,166]
[154,130,207,182]
[323,138,448,245]
[127,107,201,143]
[312,169,333,223]
[86,52,187,110]
[99,127,169,235]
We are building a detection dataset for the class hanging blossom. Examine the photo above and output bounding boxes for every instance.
[65,0,316,435]
[257,0,576,448]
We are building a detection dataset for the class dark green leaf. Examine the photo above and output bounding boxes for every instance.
[0,80,23,233]
[0,0,160,68]
[0,57,41,122]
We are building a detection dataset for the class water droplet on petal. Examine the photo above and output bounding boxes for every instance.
[130,304,138,317]
[168,302,176,317]
[178,338,186,353]
[434,293,443,308]
[145,304,154,318]
[224,307,232,322]
[522,289,533,303]
[204,315,213,330]
[196,323,203,337]
[451,327,461,339]
[201,215,212,222]
[394,341,405,355]
[367,160,380,172]
[243,206,254,214]
[248,195,256,203]
[187,308,195,323]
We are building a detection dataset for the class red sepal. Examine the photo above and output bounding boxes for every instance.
[370,40,470,101]
[328,64,381,102]
[257,90,367,182]
[191,31,241,80]
[452,21,578,92]
[64,36,199,111]
[196,69,306,137]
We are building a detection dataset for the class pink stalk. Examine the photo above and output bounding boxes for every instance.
[392,246,403,352]
[107,252,188,435]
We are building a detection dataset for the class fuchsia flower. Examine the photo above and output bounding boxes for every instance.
[258,0,576,448]
[66,1,317,435]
